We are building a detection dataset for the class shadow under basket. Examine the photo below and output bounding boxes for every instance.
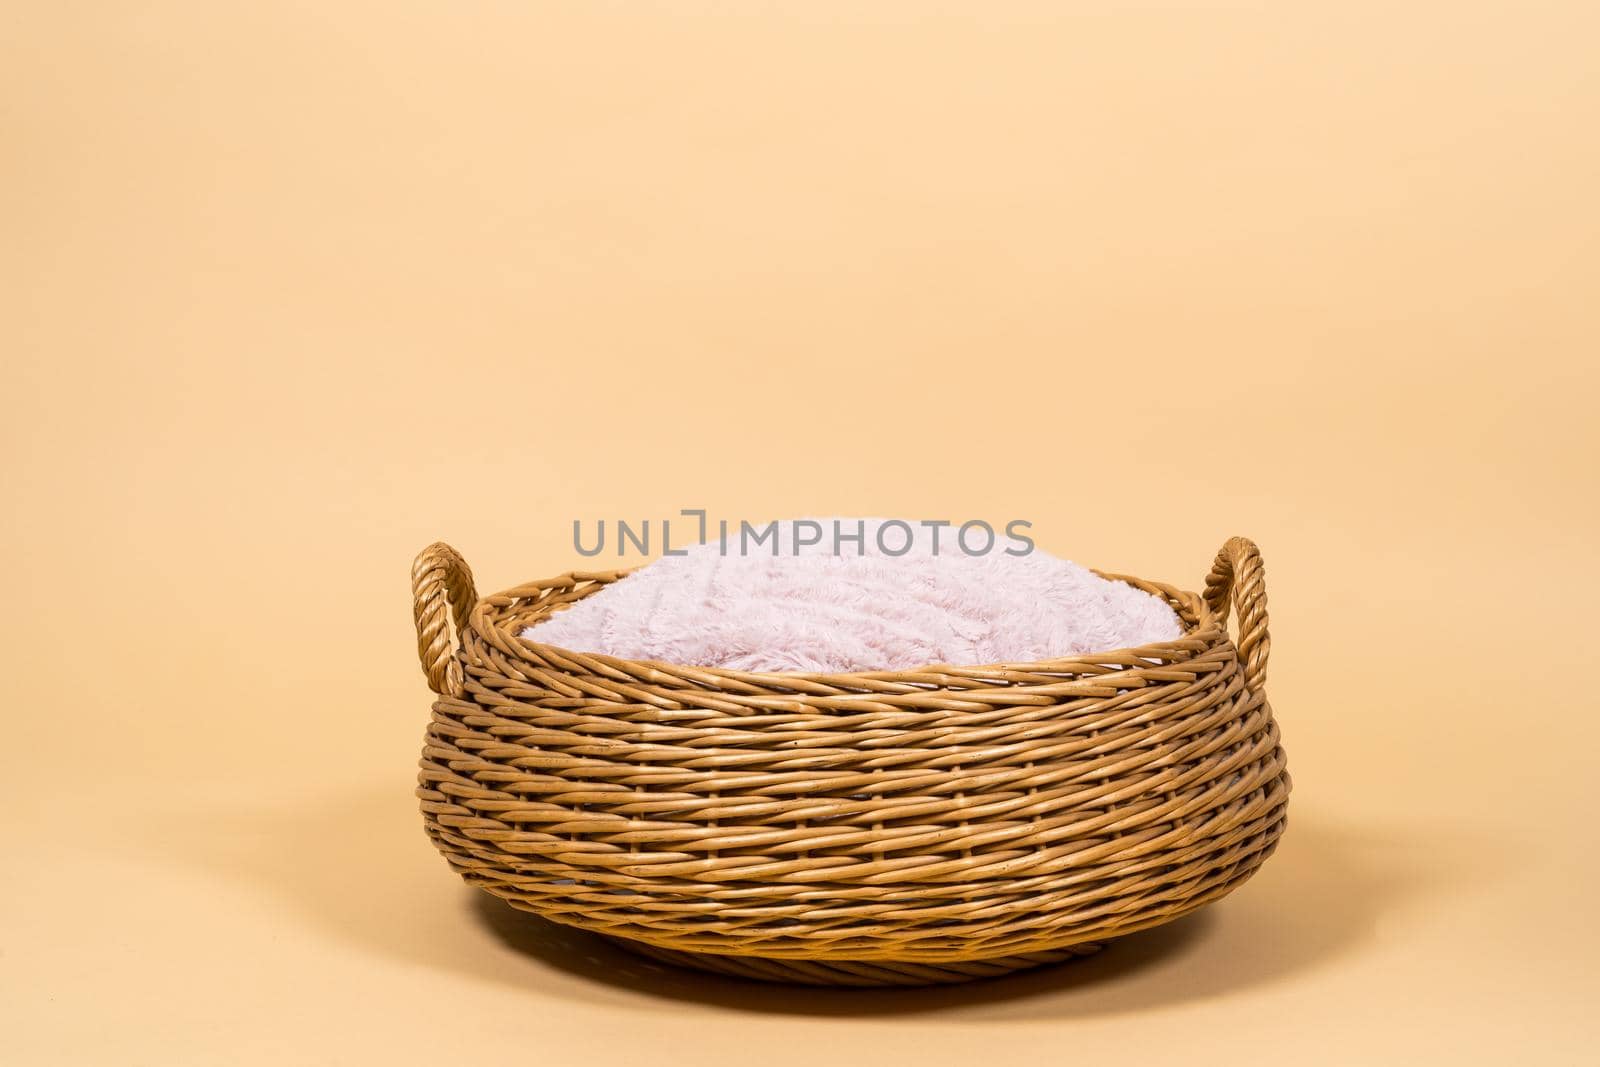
[410,536,1290,987]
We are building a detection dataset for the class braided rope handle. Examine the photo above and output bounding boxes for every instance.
[1202,536,1270,696]
[412,542,477,698]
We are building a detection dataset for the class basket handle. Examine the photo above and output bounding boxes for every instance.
[1202,536,1270,696]
[411,542,477,698]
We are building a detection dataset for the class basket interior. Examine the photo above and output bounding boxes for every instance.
[478,567,1219,689]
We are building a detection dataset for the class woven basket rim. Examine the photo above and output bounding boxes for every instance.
[469,567,1227,688]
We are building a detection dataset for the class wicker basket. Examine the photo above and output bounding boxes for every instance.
[411,536,1289,986]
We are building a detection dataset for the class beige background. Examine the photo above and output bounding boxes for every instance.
[4,2,1598,1064]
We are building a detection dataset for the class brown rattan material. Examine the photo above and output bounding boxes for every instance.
[411,537,1289,986]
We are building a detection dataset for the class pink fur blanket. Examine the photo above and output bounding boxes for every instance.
[522,519,1182,672]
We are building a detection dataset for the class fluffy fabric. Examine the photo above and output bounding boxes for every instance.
[522,519,1183,672]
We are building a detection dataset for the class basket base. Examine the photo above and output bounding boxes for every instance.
[607,937,1104,987]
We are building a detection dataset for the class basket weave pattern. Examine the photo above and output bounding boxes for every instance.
[411,537,1289,986]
